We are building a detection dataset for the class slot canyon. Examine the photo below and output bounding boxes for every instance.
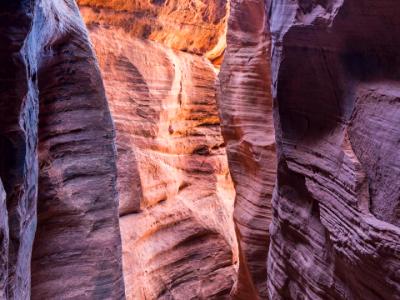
[0,0,399,299]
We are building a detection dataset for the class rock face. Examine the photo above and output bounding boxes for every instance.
[80,4,238,298]
[269,0,400,299]
[0,180,7,299]
[0,0,124,299]
[0,2,38,297]
[2,0,400,299]
[218,0,275,299]
[78,0,228,63]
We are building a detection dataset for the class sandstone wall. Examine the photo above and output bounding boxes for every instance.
[0,2,39,297]
[78,0,228,63]
[269,1,400,298]
[0,1,124,298]
[1,1,399,299]
[218,0,275,299]
[79,2,238,298]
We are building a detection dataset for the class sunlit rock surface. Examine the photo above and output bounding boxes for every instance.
[2,0,399,299]
[83,13,238,300]
[78,0,228,63]
[0,1,124,299]
[269,0,400,299]
[218,0,275,299]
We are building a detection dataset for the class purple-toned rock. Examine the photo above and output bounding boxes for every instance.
[218,0,275,298]
[0,180,8,298]
[269,1,400,298]
[30,1,124,299]
[0,2,39,297]
[0,1,124,299]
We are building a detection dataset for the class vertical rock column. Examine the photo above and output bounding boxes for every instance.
[269,0,400,299]
[218,0,275,298]
[0,2,39,298]
[1,0,125,299]
[30,1,125,299]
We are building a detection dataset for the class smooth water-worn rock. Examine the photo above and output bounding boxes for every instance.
[85,23,237,299]
[3,0,400,299]
[218,0,275,298]
[31,1,124,299]
[269,0,400,298]
[0,1,124,299]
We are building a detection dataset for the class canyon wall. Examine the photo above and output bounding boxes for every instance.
[0,1,124,298]
[78,0,227,64]
[1,0,400,299]
[78,1,239,299]
[269,0,400,299]
[0,2,38,297]
[218,0,275,299]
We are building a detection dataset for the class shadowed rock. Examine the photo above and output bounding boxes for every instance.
[269,0,400,298]
[0,1,124,298]
[218,0,276,299]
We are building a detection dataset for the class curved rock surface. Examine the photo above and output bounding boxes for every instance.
[2,0,400,299]
[269,0,400,299]
[218,0,275,298]
[0,2,38,297]
[86,24,237,299]
[78,0,228,62]
[0,1,124,298]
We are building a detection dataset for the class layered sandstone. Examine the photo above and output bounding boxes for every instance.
[269,0,400,299]
[0,0,124,298]
[78,0,228,63]
[2,0,400,299]
[218,0,275,299]
[82,7,238,299]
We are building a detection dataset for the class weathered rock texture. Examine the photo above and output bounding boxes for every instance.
[0,0,124,299]
[78,0,228,63]
[81,6,238,299]
[218,0,275,299]
[0,2,38,297]
[0,180,7,299]
[3,0,400,299]
[269,0,400,299]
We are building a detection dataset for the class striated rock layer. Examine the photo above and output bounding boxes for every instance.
[3,0,399,299]
[78,0,228,63]
[218,0,275,299]
[85,23,238,299]
[0,0,124,298]
[0,2,38,297]
[269,0,400,299]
